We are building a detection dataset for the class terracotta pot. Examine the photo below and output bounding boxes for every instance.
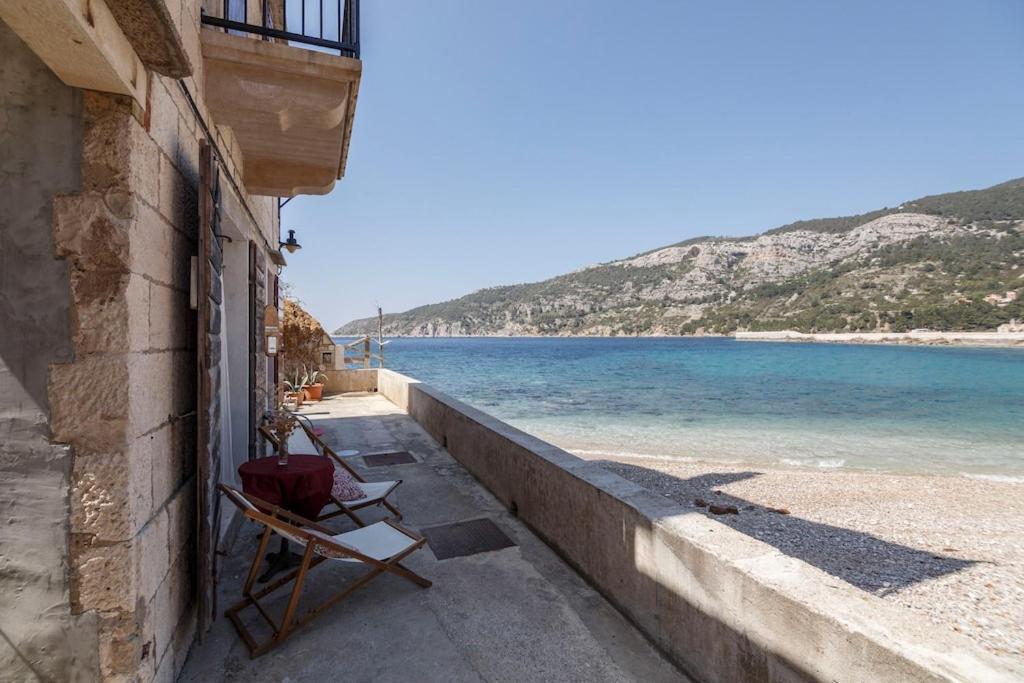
[284,390,303,407]
[304,383,324,401]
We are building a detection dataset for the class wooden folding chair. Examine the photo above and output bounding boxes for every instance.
[259,419,403,527]
[218,484,431,658]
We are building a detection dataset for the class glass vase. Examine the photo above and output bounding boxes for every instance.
[277,436,289,466]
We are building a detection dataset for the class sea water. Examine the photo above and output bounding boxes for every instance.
[336,337,1024,479]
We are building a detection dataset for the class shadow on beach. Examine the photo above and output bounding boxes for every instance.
[599,462,975,596]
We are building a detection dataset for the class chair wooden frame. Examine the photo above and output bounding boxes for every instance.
[218,484,431,658]
[259,419,403,526]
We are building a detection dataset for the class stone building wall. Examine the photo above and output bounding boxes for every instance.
[47,87,202,682]
[0,24,98,682]
[0,2,280,680]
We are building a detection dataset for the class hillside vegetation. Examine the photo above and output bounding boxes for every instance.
[337,178,1024,337]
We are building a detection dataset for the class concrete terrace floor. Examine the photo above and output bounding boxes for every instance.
[180,393,688,682]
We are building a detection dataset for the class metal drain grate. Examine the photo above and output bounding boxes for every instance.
[420,518,516,560]
[362,451,417,467]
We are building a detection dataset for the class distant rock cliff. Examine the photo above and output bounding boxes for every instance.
[337,178,1024,336]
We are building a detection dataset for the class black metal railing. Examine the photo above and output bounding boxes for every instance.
[202,0,360,58]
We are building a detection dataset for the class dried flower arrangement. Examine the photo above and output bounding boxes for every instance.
[266,409,298,466]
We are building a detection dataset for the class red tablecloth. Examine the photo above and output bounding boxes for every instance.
[238,455,333,520]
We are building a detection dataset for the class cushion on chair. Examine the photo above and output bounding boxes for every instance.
[331,468,365,501]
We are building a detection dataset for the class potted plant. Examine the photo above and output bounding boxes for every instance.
[283,369,306,407]
[302,366,328,401]
[280,298,336,403]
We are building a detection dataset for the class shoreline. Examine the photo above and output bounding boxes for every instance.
[576,450,1024,664]
[332,333,733,340]
[568,447,1024,484]
[333,331,1024,348]
[735,329,1024,348]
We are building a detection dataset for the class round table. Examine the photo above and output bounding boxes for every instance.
[238,455,334,582]
[238,455,333,520]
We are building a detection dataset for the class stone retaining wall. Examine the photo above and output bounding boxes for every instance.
[323,368,377,394]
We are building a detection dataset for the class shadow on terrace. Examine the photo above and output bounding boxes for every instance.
[180,393,688,682]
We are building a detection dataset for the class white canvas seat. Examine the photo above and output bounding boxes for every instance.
[316,522,420,562]
[255,514,412,563]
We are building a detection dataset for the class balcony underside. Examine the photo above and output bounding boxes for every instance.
[200,29,361,196]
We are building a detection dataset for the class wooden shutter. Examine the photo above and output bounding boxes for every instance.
[196,142,223,635]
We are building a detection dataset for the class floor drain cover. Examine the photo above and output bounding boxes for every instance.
[362,451,417,467]
[421,518,516,560]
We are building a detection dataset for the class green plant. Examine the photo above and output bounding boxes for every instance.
[283,367,307,392]
[283,364,328,392]
[304,365,327,385]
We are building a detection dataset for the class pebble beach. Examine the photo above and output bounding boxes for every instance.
[582,453,1024,664]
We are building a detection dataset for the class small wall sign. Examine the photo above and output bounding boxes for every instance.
[264,304,280,356]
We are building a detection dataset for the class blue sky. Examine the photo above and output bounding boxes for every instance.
[282,0,1024,330]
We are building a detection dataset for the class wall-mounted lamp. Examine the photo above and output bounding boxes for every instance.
[280,229,302,254]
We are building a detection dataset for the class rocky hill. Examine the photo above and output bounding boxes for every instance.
[337,178,1024,336]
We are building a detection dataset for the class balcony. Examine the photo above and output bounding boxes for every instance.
[200,0,361,196]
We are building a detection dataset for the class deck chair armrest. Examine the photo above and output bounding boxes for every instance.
[264,504,337,535]
[226,485,337,535]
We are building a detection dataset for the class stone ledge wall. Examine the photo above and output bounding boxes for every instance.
[370,368,1021,683]
[323,368,377,394]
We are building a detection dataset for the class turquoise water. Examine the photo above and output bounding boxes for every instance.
[339,337,1024,479]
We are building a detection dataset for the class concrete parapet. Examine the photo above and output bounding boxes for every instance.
[323,368,378,394]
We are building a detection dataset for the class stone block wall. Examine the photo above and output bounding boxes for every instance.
[49,86,202,682]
